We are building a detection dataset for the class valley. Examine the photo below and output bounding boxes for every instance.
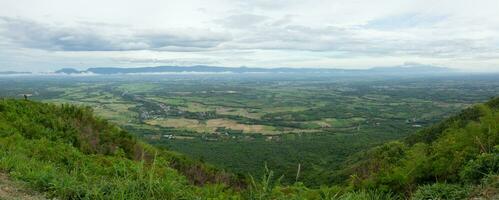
[1,73,498,186]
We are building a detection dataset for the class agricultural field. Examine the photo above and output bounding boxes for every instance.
[1,73,498,186]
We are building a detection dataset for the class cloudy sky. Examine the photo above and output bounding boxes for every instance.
[0,0,498,72]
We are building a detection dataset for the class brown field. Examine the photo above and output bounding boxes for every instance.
[215,107,262,119]
[145,118,277,134]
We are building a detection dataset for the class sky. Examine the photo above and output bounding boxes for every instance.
[0,0,498,72]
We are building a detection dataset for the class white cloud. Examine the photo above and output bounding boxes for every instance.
[0,0,498,71]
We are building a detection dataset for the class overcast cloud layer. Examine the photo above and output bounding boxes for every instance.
[0,0,498,72]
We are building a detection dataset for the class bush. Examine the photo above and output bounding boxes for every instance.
[469,174,498,199]
[339,189,400,200]
[411,183,471,200]
[460,152,499,183]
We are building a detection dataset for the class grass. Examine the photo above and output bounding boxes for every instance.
[0,99,242,199]
[0,134,230,199]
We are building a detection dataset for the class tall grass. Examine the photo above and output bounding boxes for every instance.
[0,134,237,199]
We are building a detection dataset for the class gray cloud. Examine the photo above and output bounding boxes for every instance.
[0,17,230,51]
[1,0,499,71]
[1,15,497,60]
[221,19,499,59]
[0,17,116,51]
[138,31,230,49]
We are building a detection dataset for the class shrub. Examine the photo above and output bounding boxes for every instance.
[467,174,498,199]
[460,152,499,183]
[411,183,471,200]
[339,189,400,200]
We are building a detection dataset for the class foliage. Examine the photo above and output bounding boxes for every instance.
[0,99,240,199]
[337,190,400,200]
[411,183,471,200]
[342,97,499,198]
[460,149,499,183]
[468,174,499,199]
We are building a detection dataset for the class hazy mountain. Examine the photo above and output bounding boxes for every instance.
[367,63,452,74]
[0,71,31,75]
[54,68,82,74]
[54,64,454,75]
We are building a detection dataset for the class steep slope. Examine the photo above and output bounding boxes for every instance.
[340,97,498,199]
[0,99,242,199]
[404,97,499,145]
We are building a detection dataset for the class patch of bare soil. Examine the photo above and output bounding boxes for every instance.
[0,172,47,200]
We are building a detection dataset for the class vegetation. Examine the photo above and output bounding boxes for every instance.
[0,74,498,187]
[340,97,499,199]
[0,99,242,199]
[0,96,497,199]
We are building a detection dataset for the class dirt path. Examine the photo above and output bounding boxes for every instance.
[0,172,47,200]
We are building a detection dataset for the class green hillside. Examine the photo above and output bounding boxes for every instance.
[340,97,498,199]
[0,98,497,199]
[0,99,242,199]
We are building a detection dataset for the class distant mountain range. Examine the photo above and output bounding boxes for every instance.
[52,63,454,75]
[0,71,31,75]
[1,63,456,76]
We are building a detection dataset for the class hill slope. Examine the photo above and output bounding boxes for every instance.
[339,97,498,199]
[0,99,243,199]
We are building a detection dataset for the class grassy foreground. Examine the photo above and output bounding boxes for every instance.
[0,98,497,199]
